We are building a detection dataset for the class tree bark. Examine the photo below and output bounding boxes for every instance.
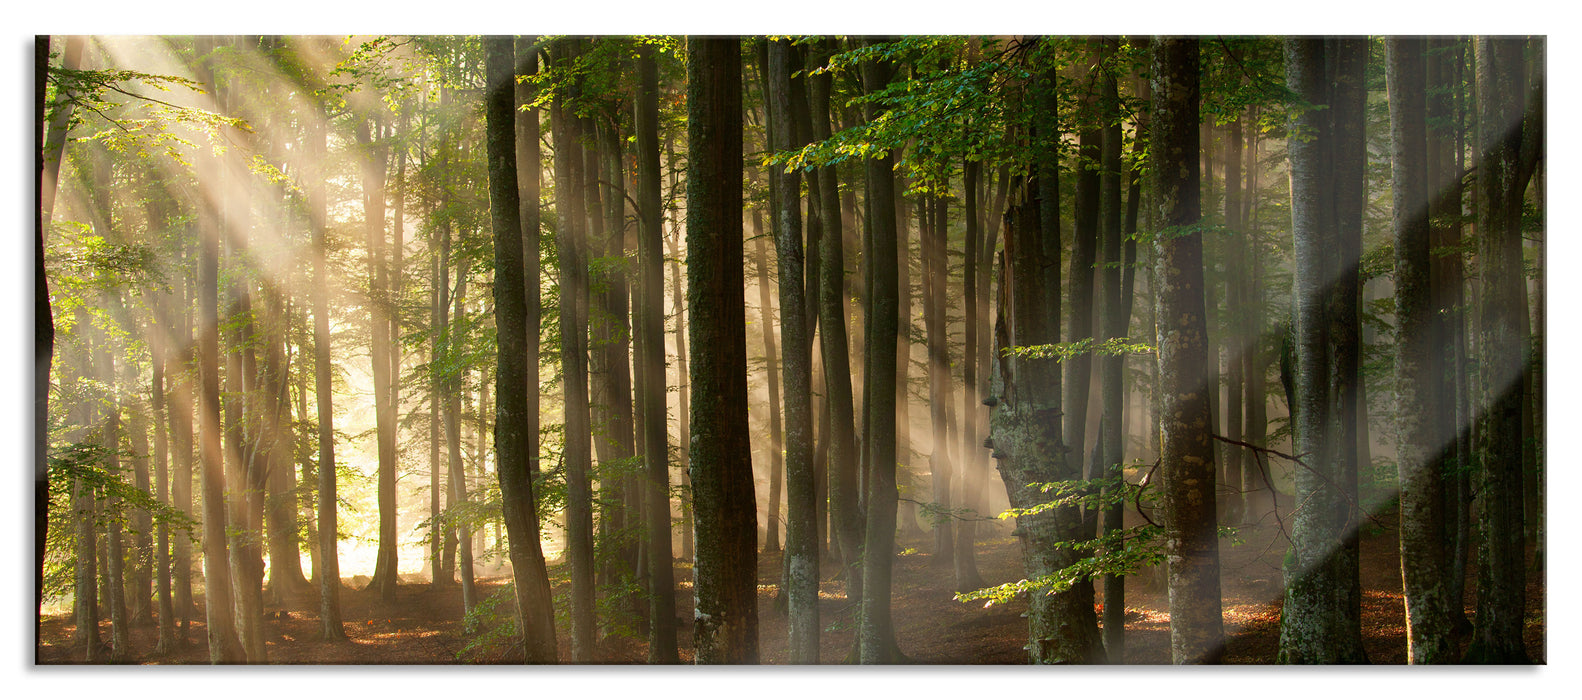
[1277,37,1368,664]
[634,42,679,663]
[1464,35,1539,665]
[685,36,757,665]
[550,37,599,662]
[767,37,820,664]
[1151,36,1224,665]
[485,35,558,662]
[857,38,904,665]
[809,36,864,607]
[1387,37,1454,664]
[307,95,345,642]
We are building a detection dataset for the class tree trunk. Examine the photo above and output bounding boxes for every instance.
[1387,37,1454,664]
[858,39,904,664]
[484,36,558,662]
[1241,107,1272,526]
[1151,36,1224,665]
[685,36,758,665]
[1096,38,1131,660]
[1464,35,1540,665]
[809,36,864,606]
[753,221,784,554]
[989,181,1104,664]
[634,42,679,663]
[955,156,985,593]
[307,99,345,642]
[354,112,399,604]
[766,37,820,664]
[1277,37,1368,664]
[551,37,599,662]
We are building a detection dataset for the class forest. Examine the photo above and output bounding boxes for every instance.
[31,33,1545,668]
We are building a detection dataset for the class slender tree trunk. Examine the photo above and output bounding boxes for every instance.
[859,39,904,664]
[1222,96,1246,529]
[307,100,345,642]
[925,186,955,570]
[955,156,985,593]
[1068,47,1100,553]
[127,380,154,627]
[1465,35,1540,665]
[36,37,75,654]
[633,43,679,663]
[72,378,101,660]
[686,36,757,665]
[766,37,819,663]
[1241,107,1271,525]
[1095,38,1132,660]
[1277,37,1368,664]
[551,37,598,662]
[1387,37,1454,664]
[354,112,399,604]
[1152,36,1224,665]
[151,296,176,652]
[485,36,558,662]
[753,222,784,554]
[809,37,863,606]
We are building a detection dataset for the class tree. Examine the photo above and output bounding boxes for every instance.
[767,36,819,663]
[634,40,679,664]
[808,36,864,608]
[1277,37,1368,664]
[485,34,558,663]
[1464,35,1541,665]
[1151,35,1224,665]
[306,80,346,642]
[685,36,758,665]
[1386,36,1453,664]
[858,36,904,665]
[550,36,598,662]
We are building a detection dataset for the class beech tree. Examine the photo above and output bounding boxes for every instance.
[686,36,757,665]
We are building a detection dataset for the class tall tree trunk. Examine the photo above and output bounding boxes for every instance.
[36,37,77,653]
[1241,106,1271,526]
[1465,35,1540,665]
[1152,36,1224,665]
[666,185,696,564]
[355,112,399,604]
[989,181,1104,664]
[1096,37,1132,661]
[634,42,679,663]
[925,187,955,570]
[485,36,558,662]
[810,36,864,606]
[1277,37,1368,664]
[71,375,101,661]
[686,36,757,665]
[1387,37,1454,664]
[753,221,784,554]
[1222,95,1246,529]
[126,373,154,626]
[1068,46,1100,554]
[151,292,177,652]
[858,38,904,664]
[308,99,345,642]
[551,37,598,662]
[766,37,819,663]
[955,156,985,593]
[1441,38,1474,636]
[96,330,131,660]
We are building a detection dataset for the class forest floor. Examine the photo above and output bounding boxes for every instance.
[38,503,1546,665]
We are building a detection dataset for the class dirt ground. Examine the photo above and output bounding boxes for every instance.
[36,507,1545,665]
